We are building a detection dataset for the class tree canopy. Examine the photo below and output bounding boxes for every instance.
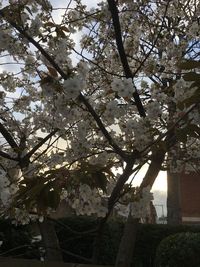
[0,0,199,224]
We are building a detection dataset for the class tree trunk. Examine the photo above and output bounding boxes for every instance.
[39,218,63,261]
[115,149,165,267]
[167,170,182,224]
[115,215,139,267]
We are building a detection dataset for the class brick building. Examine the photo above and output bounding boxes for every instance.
[180,172,200,224]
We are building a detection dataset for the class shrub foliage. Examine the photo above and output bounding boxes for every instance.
[155,232,200,267]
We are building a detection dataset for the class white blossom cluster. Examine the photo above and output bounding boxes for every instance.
[117,186,154,219]
[63,184,108,217]
[124,118,152,150]
[0,168,11,208]
[111,78,135,98]
[63,76,84,100]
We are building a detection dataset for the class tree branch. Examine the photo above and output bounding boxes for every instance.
[107,0,146,117]
[108,161,134,211]
[140,148,165,189]
[79,94,127,159]
[0,122,19,151]
[0,150,17,161]
[21,129,58,166]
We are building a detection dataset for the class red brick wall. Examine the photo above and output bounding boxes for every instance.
[180,172,200,217]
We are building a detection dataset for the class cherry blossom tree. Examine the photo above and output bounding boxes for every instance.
[0,0,199,266]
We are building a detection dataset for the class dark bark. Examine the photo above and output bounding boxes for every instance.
[115,216,139,267]
[167,170,182,224]
[39,218,63,261]
[108,162,135,211]
[0,122,19,151]
[140,149,165,189]
[92,162,135,264]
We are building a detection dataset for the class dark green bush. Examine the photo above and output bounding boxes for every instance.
[154,232,200,267]
[134,224,200,267]
[133,224,200,267]
[55,216,123,264]
[0,219,39,259]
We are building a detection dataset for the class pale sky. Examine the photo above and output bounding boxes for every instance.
[132,166,167,217]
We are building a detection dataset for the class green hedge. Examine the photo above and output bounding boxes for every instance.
[55,217,200,267]
[1,217,200,267]
[57,217,200,267]
[0,220,39,259]
[55,217,123,264]
[154,232,200,267]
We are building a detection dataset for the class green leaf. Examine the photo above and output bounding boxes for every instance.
[46,190,60,209]
[71,163,108,192]
[175,124,200,143]
[178,90,200,108]
[17,181,45,201]
[175,128,188,143]
[183,72,200,82]
[178,60,200,70]
[47,66,58,78]
[189,81,200,89]
[44,22,55,27]
[38,187,60,210]
[93,171,107,192]
[187,124,200,137]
